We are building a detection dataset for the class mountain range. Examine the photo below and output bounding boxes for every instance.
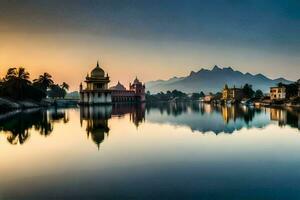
[146,65,293,94]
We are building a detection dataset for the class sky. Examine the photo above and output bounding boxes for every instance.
[0,0,299,90]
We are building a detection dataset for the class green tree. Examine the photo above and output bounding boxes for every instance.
[33,72,54,92]
[191,93,201,100]
[171,90,187,98]
[199,91,205,97]
[277,82,298,98]
[48,84,66,99]
[3,67,31,99]
[254,89,264,99]
[60,82,69,91]
[242,84,254,98]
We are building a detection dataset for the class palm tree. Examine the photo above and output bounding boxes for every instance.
[4,67,31,99]
[33,72,54,91]
[61,82,69,91]
[5,67,17,80]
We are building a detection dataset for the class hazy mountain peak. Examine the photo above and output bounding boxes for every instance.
[146,66,293,94]
[255,73,267,79]
[224,66,234,71]
[212,65,221,71]
[168,76,180,81]
[189,71,196,76]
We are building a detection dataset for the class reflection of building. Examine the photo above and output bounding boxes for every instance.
[80,104,146,149]
[297,79,300,97]
[222,106,237,123]
[270,86,286,100]
[222,85,244,100]
[270,108,300,130]
[112,103,146,127]
[80,106,112,149]
[270,108,286,123]
[203,95,214,103]
[80,61,145,104]
[221,105,254,124]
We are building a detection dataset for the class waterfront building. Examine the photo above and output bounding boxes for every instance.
[80,61,145,104]
[110,78,145,102]
[79,61,111,104]
[222,85,244,101]
[297,79,300,97]
[270,86,286,100]
[203,95,214,103]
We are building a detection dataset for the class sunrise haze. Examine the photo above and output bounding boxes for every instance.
[1,0,299,90]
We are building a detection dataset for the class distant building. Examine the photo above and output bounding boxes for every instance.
[297,79,300,97]
[222,85,244,100]
[270,86,286,100]
[79,61,145,104]
[110,78,145,102]
[203,95,214,102]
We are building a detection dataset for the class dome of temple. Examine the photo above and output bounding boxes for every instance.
[133,77,141,84]
[91,61,105,78]
[109,81,126,90]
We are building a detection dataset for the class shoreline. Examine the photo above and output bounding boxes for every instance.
[0,97,79,114]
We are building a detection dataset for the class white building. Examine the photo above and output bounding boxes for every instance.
[270,86,286,100]
[79,62,112,104]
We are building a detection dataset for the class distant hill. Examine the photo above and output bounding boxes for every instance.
[146,65,293,94]
[65,91,80,99]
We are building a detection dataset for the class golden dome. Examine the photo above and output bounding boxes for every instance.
[109,81,126,90]
[91,61,105,78]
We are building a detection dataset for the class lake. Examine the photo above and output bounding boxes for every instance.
[0,102,300,200]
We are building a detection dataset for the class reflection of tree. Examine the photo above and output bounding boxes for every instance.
[270,108,300,130]
[0,108,68,145]
[146,102,188,116]
[220,105,256,125]
[147,102,300,133]
[34,111,53,136]
[146,102,272,134]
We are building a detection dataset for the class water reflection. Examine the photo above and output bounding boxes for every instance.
[146,102,300,133]
[0,103,299,147]
[80,103,146,148]
[270,107,300,130]
[112,103,146,127]
[0,108,69,145]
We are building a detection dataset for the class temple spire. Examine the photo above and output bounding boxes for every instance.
[97,60,99,67]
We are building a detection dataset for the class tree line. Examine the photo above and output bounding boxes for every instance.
[146,84,265,102]
[0,67,69,101]
[146,90,206,102]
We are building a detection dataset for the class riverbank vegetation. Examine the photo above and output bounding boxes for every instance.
[0,67,69,111]
[0,67,69,101]
[146,90,206,102]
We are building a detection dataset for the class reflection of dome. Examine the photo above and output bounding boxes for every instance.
[110,81,126,90]
[86,120,110,150]
[90,125,109,148]
[91,61,105,78]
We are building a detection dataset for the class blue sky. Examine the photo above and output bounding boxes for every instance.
[0,0,299,89]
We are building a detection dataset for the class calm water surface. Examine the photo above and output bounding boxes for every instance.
[0,103,300,200]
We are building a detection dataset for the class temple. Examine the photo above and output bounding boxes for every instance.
[80,61,145,104]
